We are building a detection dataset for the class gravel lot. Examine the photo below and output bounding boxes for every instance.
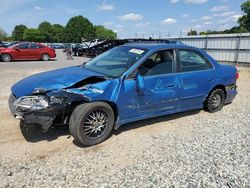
[0,50,249,187]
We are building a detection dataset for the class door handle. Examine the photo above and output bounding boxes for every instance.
[208,78,213,82]
[167,84,175,88]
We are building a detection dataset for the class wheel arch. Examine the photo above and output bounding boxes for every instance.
[75,100,118,121]
[207,84,227,101]
[99,100,118,121]
[1,53,13,60]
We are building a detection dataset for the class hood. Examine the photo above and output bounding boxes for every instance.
[12,66,103,97]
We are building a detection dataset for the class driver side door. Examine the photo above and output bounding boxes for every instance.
[118,49,180,121]
[14,43,30,60]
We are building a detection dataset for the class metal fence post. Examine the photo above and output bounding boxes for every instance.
[205,35,208,52]
[235,33,241,66]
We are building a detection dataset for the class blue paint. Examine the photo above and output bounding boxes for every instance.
[11,43,238,128]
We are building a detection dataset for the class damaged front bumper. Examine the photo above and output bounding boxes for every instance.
[9,94,62,131]
[8,91,88,132]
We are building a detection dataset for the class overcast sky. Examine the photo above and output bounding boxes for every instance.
[0,0,245,38]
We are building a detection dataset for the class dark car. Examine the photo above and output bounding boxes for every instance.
[9,43,238,146]
[0,42,56,62]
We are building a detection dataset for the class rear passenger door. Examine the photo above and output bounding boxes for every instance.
[29,43,43,59]
[177,49,216,108]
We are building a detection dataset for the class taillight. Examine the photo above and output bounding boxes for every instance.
[236,72,239,80]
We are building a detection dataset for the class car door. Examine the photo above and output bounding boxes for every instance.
[14,43,30,60]
[118,49,180,120]
[29,43,43,59]
[177,49,216,108]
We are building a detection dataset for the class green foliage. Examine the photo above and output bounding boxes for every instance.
[94,25,117,39]
[11,24,27,41]
[238,0,250,31]
[38,21,54,42]
[23,28,44,42]
[52,24,66,43]
[64,15,95,42]
[10,15,117,42]
[6,18,117,43]
[187,29,198,36]
[0,28,8,41]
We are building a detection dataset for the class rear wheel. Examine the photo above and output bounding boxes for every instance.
[205,89,225,113]
[1,54,11,62]
[69,102,114,146]
[41,53,50,61]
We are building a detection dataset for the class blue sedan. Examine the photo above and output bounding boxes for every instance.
[9,43,238,146]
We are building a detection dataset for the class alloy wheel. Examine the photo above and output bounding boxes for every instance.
[208,93,222,110]
[83,110,108,139]
[2,54,11,62]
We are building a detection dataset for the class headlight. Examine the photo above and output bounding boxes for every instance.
[14,95,49,112]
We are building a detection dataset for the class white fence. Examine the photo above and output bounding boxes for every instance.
[166,33,250,65]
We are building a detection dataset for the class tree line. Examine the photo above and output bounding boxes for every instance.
[188,1,250,36]
[0,15,116,42]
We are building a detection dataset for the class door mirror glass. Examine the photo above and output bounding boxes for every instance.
[14,46,20,50]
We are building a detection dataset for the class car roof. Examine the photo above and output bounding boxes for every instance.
[122,42,198,51]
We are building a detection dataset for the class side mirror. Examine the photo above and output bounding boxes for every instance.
[135,72,145,93]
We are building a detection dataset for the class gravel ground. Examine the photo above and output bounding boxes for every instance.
[0,50,249,187]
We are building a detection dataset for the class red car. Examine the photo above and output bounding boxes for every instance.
[0,42,56,62]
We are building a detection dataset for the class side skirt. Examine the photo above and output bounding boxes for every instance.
[114,104,202,130]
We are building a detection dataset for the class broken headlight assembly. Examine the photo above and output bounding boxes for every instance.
[14,95,50,112]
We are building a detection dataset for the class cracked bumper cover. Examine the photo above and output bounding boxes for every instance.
[8,91,89,127]
[9,94,59,127]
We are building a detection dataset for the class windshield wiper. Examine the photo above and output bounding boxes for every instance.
[81,61,89,68]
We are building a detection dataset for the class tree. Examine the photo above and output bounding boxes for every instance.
[38,21,53,42]
[23,28,43,42]
[64,15,95,42]
[0,28,8,41]
[52,24,66,43]
[187,29,197,36]
[238,0,250,31]
[94,25,116,39]
[11,24,27,41]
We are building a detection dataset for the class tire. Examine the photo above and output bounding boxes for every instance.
[205,89,225,113]
[69,102,115,146]
[1,54,11,62]
[41,53,50,61]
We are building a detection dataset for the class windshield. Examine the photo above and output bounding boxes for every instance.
[84,46,147,78]
[7,42,21,48]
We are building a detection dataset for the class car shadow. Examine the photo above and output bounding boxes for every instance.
[19,109,201,145]
[19,123,70,143]
[11,59,58,62]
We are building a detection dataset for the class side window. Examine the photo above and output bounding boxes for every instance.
[139,50,174,77]
[31,43,43,49]
[18,43,29,49]
[179,50,211,72]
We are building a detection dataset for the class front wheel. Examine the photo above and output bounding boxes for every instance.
[205,89,225,113]
[69,102,115,146]
[1,54,11,62]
